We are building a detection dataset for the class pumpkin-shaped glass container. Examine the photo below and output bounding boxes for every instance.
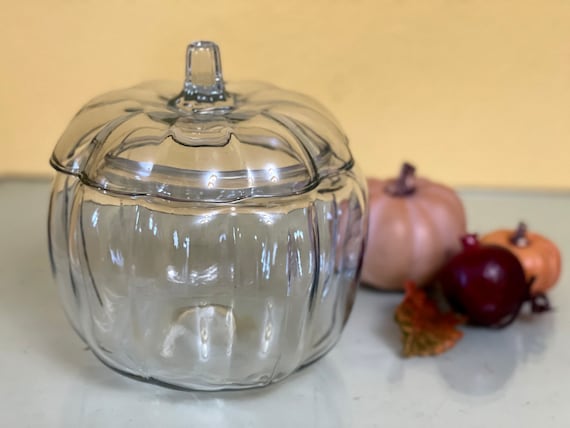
[48,41,367,390]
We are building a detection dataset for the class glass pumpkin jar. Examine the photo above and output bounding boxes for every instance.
[48,41,367,390]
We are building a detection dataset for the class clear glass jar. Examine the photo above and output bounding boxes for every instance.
[48,41,367,390]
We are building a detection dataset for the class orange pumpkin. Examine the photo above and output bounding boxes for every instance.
[481,222,561,295]
[361,163,467,291]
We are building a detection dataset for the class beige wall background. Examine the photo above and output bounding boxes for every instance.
[1,0,569,189]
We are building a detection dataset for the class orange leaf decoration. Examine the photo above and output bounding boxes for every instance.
[395,281,466,357]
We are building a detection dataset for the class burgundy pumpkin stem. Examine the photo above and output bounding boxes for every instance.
[386,162,416,196]
[510,221,530,247]
[525,276,551,313]
[530,293,551,313]
[460,233,480,250]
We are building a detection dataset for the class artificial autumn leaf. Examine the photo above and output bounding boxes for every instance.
[395,281,466,357]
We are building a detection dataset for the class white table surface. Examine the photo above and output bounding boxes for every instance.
[1,179,569,428]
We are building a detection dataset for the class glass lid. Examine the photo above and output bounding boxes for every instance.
[51,41,354,202]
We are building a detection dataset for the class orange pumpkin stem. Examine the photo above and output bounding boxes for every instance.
[510,222,530,247]
[386,162,417,196]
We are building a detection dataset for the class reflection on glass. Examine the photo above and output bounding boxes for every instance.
[49,172,366,390]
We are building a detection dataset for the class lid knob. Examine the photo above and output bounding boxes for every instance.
[182,41,226,103]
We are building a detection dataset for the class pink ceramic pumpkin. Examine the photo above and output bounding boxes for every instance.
[361,163,467,291]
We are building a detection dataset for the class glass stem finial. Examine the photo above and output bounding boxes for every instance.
[182,41,226,103]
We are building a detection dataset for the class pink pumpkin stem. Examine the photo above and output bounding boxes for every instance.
[510,222,530,247]
[386,162,417,196]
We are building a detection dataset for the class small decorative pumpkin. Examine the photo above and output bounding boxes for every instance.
[361,163,467,291]
[481,222,561,295]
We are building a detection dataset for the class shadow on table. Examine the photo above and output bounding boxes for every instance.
[366,288,554,398]
[59,356,350,428]
[435,310,554,398]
